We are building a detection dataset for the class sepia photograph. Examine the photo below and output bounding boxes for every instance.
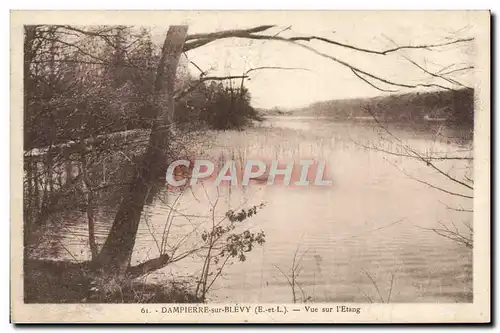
[10,10,490,323]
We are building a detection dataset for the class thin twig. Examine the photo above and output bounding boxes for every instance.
[361,269,385,303]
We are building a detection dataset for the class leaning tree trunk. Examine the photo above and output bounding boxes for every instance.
[95,26,188,275]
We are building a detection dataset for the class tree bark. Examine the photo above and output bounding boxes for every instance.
[79,160,99,261]
[126,254,170,279]
[95,26,188,275]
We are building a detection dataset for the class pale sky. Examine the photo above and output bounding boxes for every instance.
[147,11,481,109]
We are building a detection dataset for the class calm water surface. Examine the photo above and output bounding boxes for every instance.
[39,116,473,303]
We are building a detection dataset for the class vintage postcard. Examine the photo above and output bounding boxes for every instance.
[10,10,490,323]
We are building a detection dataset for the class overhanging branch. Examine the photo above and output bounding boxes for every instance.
[183,25,474,92]
[175,66,310,100]
[184,25,473,56]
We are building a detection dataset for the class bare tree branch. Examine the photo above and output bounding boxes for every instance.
[245,66,311,75]
[437,65,474,76]
[185,24,473,56]
[438,200,474,213]
[127,254,171,278]
[289,35,474,55]
[175,66,310,101]
[183,24,474,92]
[40,36,108,63]
[383,157,473,199]
[60,25,123,48]
[414,222,472,248]
[401,54,469,88]
[200,75,249,81]
[183,52,208,77]
[361,269,386,303]
[365,106,474,191]
[378,37,474,55]
[351,69,398,92]
[186,25,276,41]
[383,35,472,89]
[352,139,473,161]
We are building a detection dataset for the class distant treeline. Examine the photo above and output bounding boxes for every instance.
[276,88,474,129]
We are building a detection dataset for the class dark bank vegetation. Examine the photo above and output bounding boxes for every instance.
[23,25,265,303]
[24,26,260,151]
[289,88,474,130]
[23,23,475,303]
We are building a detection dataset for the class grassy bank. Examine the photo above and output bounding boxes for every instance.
[24,259,199,303]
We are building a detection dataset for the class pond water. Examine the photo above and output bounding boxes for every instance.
[37,116,473,303]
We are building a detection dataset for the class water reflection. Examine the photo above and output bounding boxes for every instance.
[35,116,473,303]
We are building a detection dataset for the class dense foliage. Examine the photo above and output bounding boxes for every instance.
[289,88,474,128]
[23,25,265,303]
[24,25,260,150]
